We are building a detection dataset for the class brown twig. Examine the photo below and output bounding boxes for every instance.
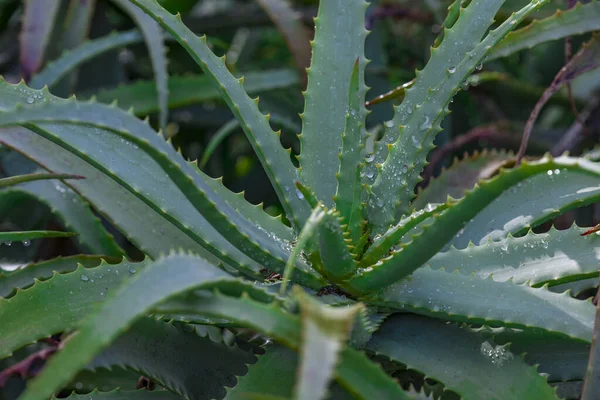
[0,347,57,387]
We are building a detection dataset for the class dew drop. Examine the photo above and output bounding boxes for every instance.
[411,135,421,148]
[476,63,483,71]
[554,169,560,175]
[447,66,456,74]
[22,239,30,247]
[129,268,136,274]
[365,154,375,163]
[81,275,89,282]
[366,170,375,179]
[376,198,384,207]
[385,120,394,128]
[295,190,304,200]
[420,116,431,131]
[373,234,382,241]
[26,96,34,104]
[402,164,409,173]
[547,170,553,176]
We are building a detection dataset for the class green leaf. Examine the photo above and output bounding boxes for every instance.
[451,159,600,248]
[0,258,150,359]
[20,0,62,78]
[489,1,600,61]
[53,389,182,400]
[93,69,300,116]
[367,314,558,400]
[318,209,358,282]
[0,97,325,287]
[582,280,600,400]
[412,149,514,210]
[295,289,361,400]
[0,127,219,262]
[0,230,76,243]
[365,267,595,343]
[427,224,600,287]
[335,60,366,243]
[126,0,311,228]
[18,253,240,400]
[1,173,126,257]
[299,0,368,207]
[111,0,169,131]
[0,255,117,298]
[0,172,83,188]
[365,0,551,233]
[88,318,255,399]
[157,292,411,399]
[346,156,600,293]
[29,30,144,90]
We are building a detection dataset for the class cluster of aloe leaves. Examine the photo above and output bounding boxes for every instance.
[1,0,600,399]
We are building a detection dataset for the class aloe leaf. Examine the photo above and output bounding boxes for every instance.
[17,253,242,400]
[295,288,361,400]
[412,149,514,210]
[256,0,311,85]
[335,60,366,243]
[157,292,411,399]
[299,0,368,207]
[0,172,83,188]
[583,287,600,399]
[365,0,551,233]
[427,225,600,287]
[0,255,115,298]
[87,318,255,400]
[0,230,76,243]
[0,98,324,288]
[367,314,558,400]
[489,326,590,382]
[55,390,182,400]
[318,209,358,282]
[365,267,595,343]
[0,258,150,359]
[93,69,300,116]
[126,0,310,228]
[451,159,600,248]
[0,127,218,262]
[19,0,62,79]
[1,176,126,257]
[347,155,600,293]
[29,30,144,90]
[111,0,169,131]
[489,1,600,61]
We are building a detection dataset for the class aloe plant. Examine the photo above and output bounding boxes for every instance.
[1,0,600,399]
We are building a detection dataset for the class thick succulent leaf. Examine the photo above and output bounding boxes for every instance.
[335,60,365,243]
[489,1,600,61]
[489,326,591,382]
[365,0,551,232]
[93,69,300,116]
[0,255,116,298]
[1,179,125,257]
[365,267,595,343]
[17,253,242,400]
[412,149,514,210]
[19,0,62,78]
[0,128,218,262]
[29,30,144,90]
[299,0,368,207]
[451,159,600,248]
[583,284,600,399]
[0,172,82,188]
[111,0,169,131]
[318,209,357,282]
[367,314,558,400]
[54,389,182,400]
[295,289,361,400]
[427,224,600,287]
[156,292,411,399]
[0,97,324,288]
[256,0,311,85]
[126,0,310,228]
[0,258,150,359]
[87,318,255,400]
[0,230,76,243]
[347,156,600,293]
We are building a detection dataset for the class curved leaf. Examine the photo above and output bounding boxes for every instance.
[489,1,600,61]
[0,230,76,243]
[29,30,144,90]
[111,0,169,131]
[365,267,595,343]
[298,0,368,207]
[582,288,600,400]
[18,253,240,400]
[367,314,557,400]
[0,172,83,188]
[54,389,182,400]
[126,0,311,228]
